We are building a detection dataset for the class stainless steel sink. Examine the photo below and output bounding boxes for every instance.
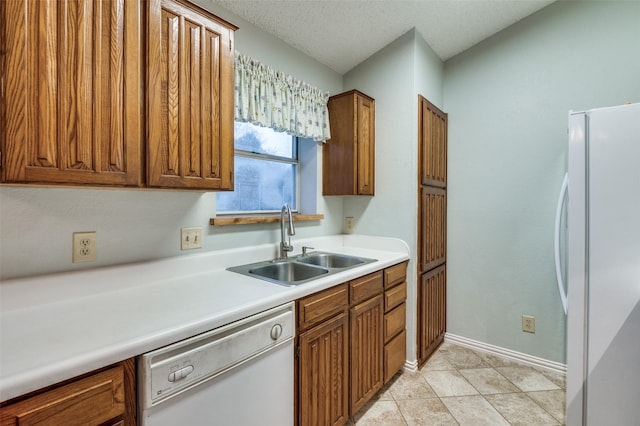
[296,252,367,268]
[227,251,377,287]
[249,262,328,283]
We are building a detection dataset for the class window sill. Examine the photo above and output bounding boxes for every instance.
[209,214,324,226]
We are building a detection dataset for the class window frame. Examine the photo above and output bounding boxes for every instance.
[216,124,301,215]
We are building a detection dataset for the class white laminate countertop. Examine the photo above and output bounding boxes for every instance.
[0,234,409,402]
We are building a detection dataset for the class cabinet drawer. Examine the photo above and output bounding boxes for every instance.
[384,262,407,289]
[384,329,406,384]
[298,283,349,331]
[384,281,407,312]
[350,271,383,304]
[0,365,125,426]
[384,303,406,343]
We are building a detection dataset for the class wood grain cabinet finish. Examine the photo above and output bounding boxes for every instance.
[382,261,407,384]
[1,0,143,186]
[420,186,447,272]
[296,263,407,425]
[349,295,383,415]
[418,95,448,366]
[0,359,136,426]
[147,0,236,190]
[418,264,447,364]
[419,97,447,188]
[323,90,375,196]
[298,313,349,426]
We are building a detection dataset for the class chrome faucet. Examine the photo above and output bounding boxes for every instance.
[279,204,295,259]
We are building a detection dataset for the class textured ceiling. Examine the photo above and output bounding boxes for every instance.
[212,0,554,74]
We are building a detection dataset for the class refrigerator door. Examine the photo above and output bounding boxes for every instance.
[567,103,640,426]
[585,103,640,425]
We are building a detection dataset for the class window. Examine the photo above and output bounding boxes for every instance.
[216,122,298,214]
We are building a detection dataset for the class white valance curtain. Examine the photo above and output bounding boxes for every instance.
[234,52,331,142]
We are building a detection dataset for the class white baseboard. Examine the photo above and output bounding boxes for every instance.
[445,333,566,375]
[403,359,419,374]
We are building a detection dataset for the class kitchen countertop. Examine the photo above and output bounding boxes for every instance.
[0,234,409,403]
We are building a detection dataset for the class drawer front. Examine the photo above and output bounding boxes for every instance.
[384,262,407,289]
[298,283,349,331]
[349,271,383,305]
[384,329,407,383]
[0,365,125,426]
[384,302,406,343]
[384,281,407,312]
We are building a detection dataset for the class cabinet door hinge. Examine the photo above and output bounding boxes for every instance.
[295,345,300,358]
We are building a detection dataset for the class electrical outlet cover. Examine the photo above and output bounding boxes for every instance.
[522,315,536,333]
[73,232,97,263]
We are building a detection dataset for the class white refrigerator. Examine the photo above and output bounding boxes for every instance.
[566,103,640,425]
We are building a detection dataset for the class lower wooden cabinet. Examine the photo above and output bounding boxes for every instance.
[349,295,383,415]
[383,262,408,384]
[418,264,447,364]
[0,359,136,426]
[298,313,349,426]
[296,262,407,426]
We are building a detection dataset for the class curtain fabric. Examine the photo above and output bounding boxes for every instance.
[234,52,331,142]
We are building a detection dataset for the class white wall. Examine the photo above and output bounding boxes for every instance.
[444,0,640,362]
[342,29,445,365]
[0,1,344,280]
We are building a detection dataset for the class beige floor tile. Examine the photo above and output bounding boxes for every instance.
[439,345,490,369]
[422,370,479,397]
[421,351,456,371]
[396,398,458,426]
[540,370,567,390]
[353,400,407,426]
[528,390,566,424]
[476,352,528,368]
[389,373,437,400]
[459,368,520,395]
[496,366,561,392]
[441,395,510,425]
[485,392,560,425]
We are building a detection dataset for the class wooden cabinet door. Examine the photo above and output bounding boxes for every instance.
[355,94,375,195]
[349,295,383,415]
[323,90,375,196]
[298,313,349,426]
[420,186,447,272]
[147,0,235,190]
[1,0,143,186]
[418,264,447,365]
[0,359,136,426]
[418,96,447,188]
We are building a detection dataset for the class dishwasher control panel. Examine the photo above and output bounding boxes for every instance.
[138,302,295,408]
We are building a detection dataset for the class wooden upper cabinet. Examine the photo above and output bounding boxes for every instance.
[419,96,447,188]
[147,0,236,190]
[1,0,143,186]
[323,90,375,196]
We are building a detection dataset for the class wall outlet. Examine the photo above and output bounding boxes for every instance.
[522,315,536,333]
[345,216,355,234]
[181,227,203,250]
[73,232,97,263]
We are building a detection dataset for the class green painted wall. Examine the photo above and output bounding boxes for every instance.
[444,0,640,362]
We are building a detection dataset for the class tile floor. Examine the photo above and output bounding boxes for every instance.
[348,342,566,425]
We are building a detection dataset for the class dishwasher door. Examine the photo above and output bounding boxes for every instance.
[138,302,295,426]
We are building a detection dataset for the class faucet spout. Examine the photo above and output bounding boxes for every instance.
[279,204,295,259]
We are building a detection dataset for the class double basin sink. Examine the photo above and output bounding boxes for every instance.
[227,252,377,287]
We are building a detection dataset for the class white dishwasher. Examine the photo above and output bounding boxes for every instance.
[138,302,295,426]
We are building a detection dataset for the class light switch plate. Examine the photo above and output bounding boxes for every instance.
[181,227,203,250]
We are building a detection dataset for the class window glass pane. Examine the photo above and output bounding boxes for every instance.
[217,156,297,212]
[235,121,295,158]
